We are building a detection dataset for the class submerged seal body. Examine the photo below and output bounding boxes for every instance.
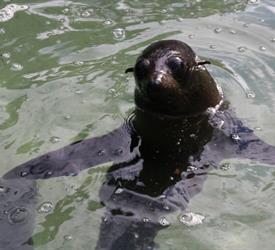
[2,40,275,250]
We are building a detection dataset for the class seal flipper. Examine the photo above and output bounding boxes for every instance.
[0,177,36,250]
[4,125,138,180]
[1,124,137,250]
[96,215,161,250]
[232,125,275,166]
[191,114,275,168]
[173,119,275,217]
[219,114,275,166]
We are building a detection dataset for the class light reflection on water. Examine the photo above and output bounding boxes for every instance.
[0,0,275,249]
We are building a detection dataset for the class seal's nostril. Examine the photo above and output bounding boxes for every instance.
[150,79,161,88]
[147,80,162,98]
[148,80,161,89]
[153,79,161,86]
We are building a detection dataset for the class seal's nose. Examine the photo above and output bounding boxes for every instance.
[147,79,161,98]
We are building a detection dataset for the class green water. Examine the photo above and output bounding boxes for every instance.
[1,0,275,249]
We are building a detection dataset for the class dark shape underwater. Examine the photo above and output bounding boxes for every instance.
[1,40,275,250]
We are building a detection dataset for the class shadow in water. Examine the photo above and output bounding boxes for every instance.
[1,106,275,249]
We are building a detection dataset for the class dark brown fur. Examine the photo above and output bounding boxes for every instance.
[132,40,221,116]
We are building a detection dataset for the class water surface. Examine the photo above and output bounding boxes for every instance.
[1,0,275,249]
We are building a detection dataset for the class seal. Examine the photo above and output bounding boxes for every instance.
[2,40,275,250]
[129,40,221,116]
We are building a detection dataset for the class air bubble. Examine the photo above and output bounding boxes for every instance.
[50,136,61,143]
[45,171,53,177]
[38,202,53,213]
[187,165,198,172]
[179,212,205,226]
[134,233,139,239]
[74,89,83,94]
[73,61,84,66]
[238,46,247,53]
[2,52,10,59]
[159,217,170,226]
[8,207,28,224]
[246,91,256,99]
[75,197,83,202]
[179,213,192,223]
[258,19,264,23]
[64,114,71,120]
[59,18,65,23]
[254,127,262,131]
[114,148,123,155]
[108,88,116,94]
[11,63,23,71]
[112,28,125,40]
[259,46,266,51]
[163,205,170,211]
[65,172,77,177]
[143,217,150,223]
[214,28,222,33]
[103,19,113,25]
[97,149,105,156]
[81,10,91,17]
[64,234,72,241]
[232,134,241,140]
[189,133,197,139]
[220,163,230,171]
[114,188,124,194]
[271,38,275,43]
[160,9,168,14]
[20,171,29,177]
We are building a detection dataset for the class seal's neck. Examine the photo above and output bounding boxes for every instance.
[127,108,214,196]
[184,65,223,115]
[131,107,213,161]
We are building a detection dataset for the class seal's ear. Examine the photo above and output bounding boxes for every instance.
[125,67,134,73]
[196,60,211,66]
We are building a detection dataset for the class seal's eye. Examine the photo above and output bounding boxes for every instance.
[167,57,185,76]
[134,59,150,80]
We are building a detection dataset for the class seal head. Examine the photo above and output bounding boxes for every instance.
[127,40,222,116]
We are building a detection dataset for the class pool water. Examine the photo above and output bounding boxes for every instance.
[0,0,275,249]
